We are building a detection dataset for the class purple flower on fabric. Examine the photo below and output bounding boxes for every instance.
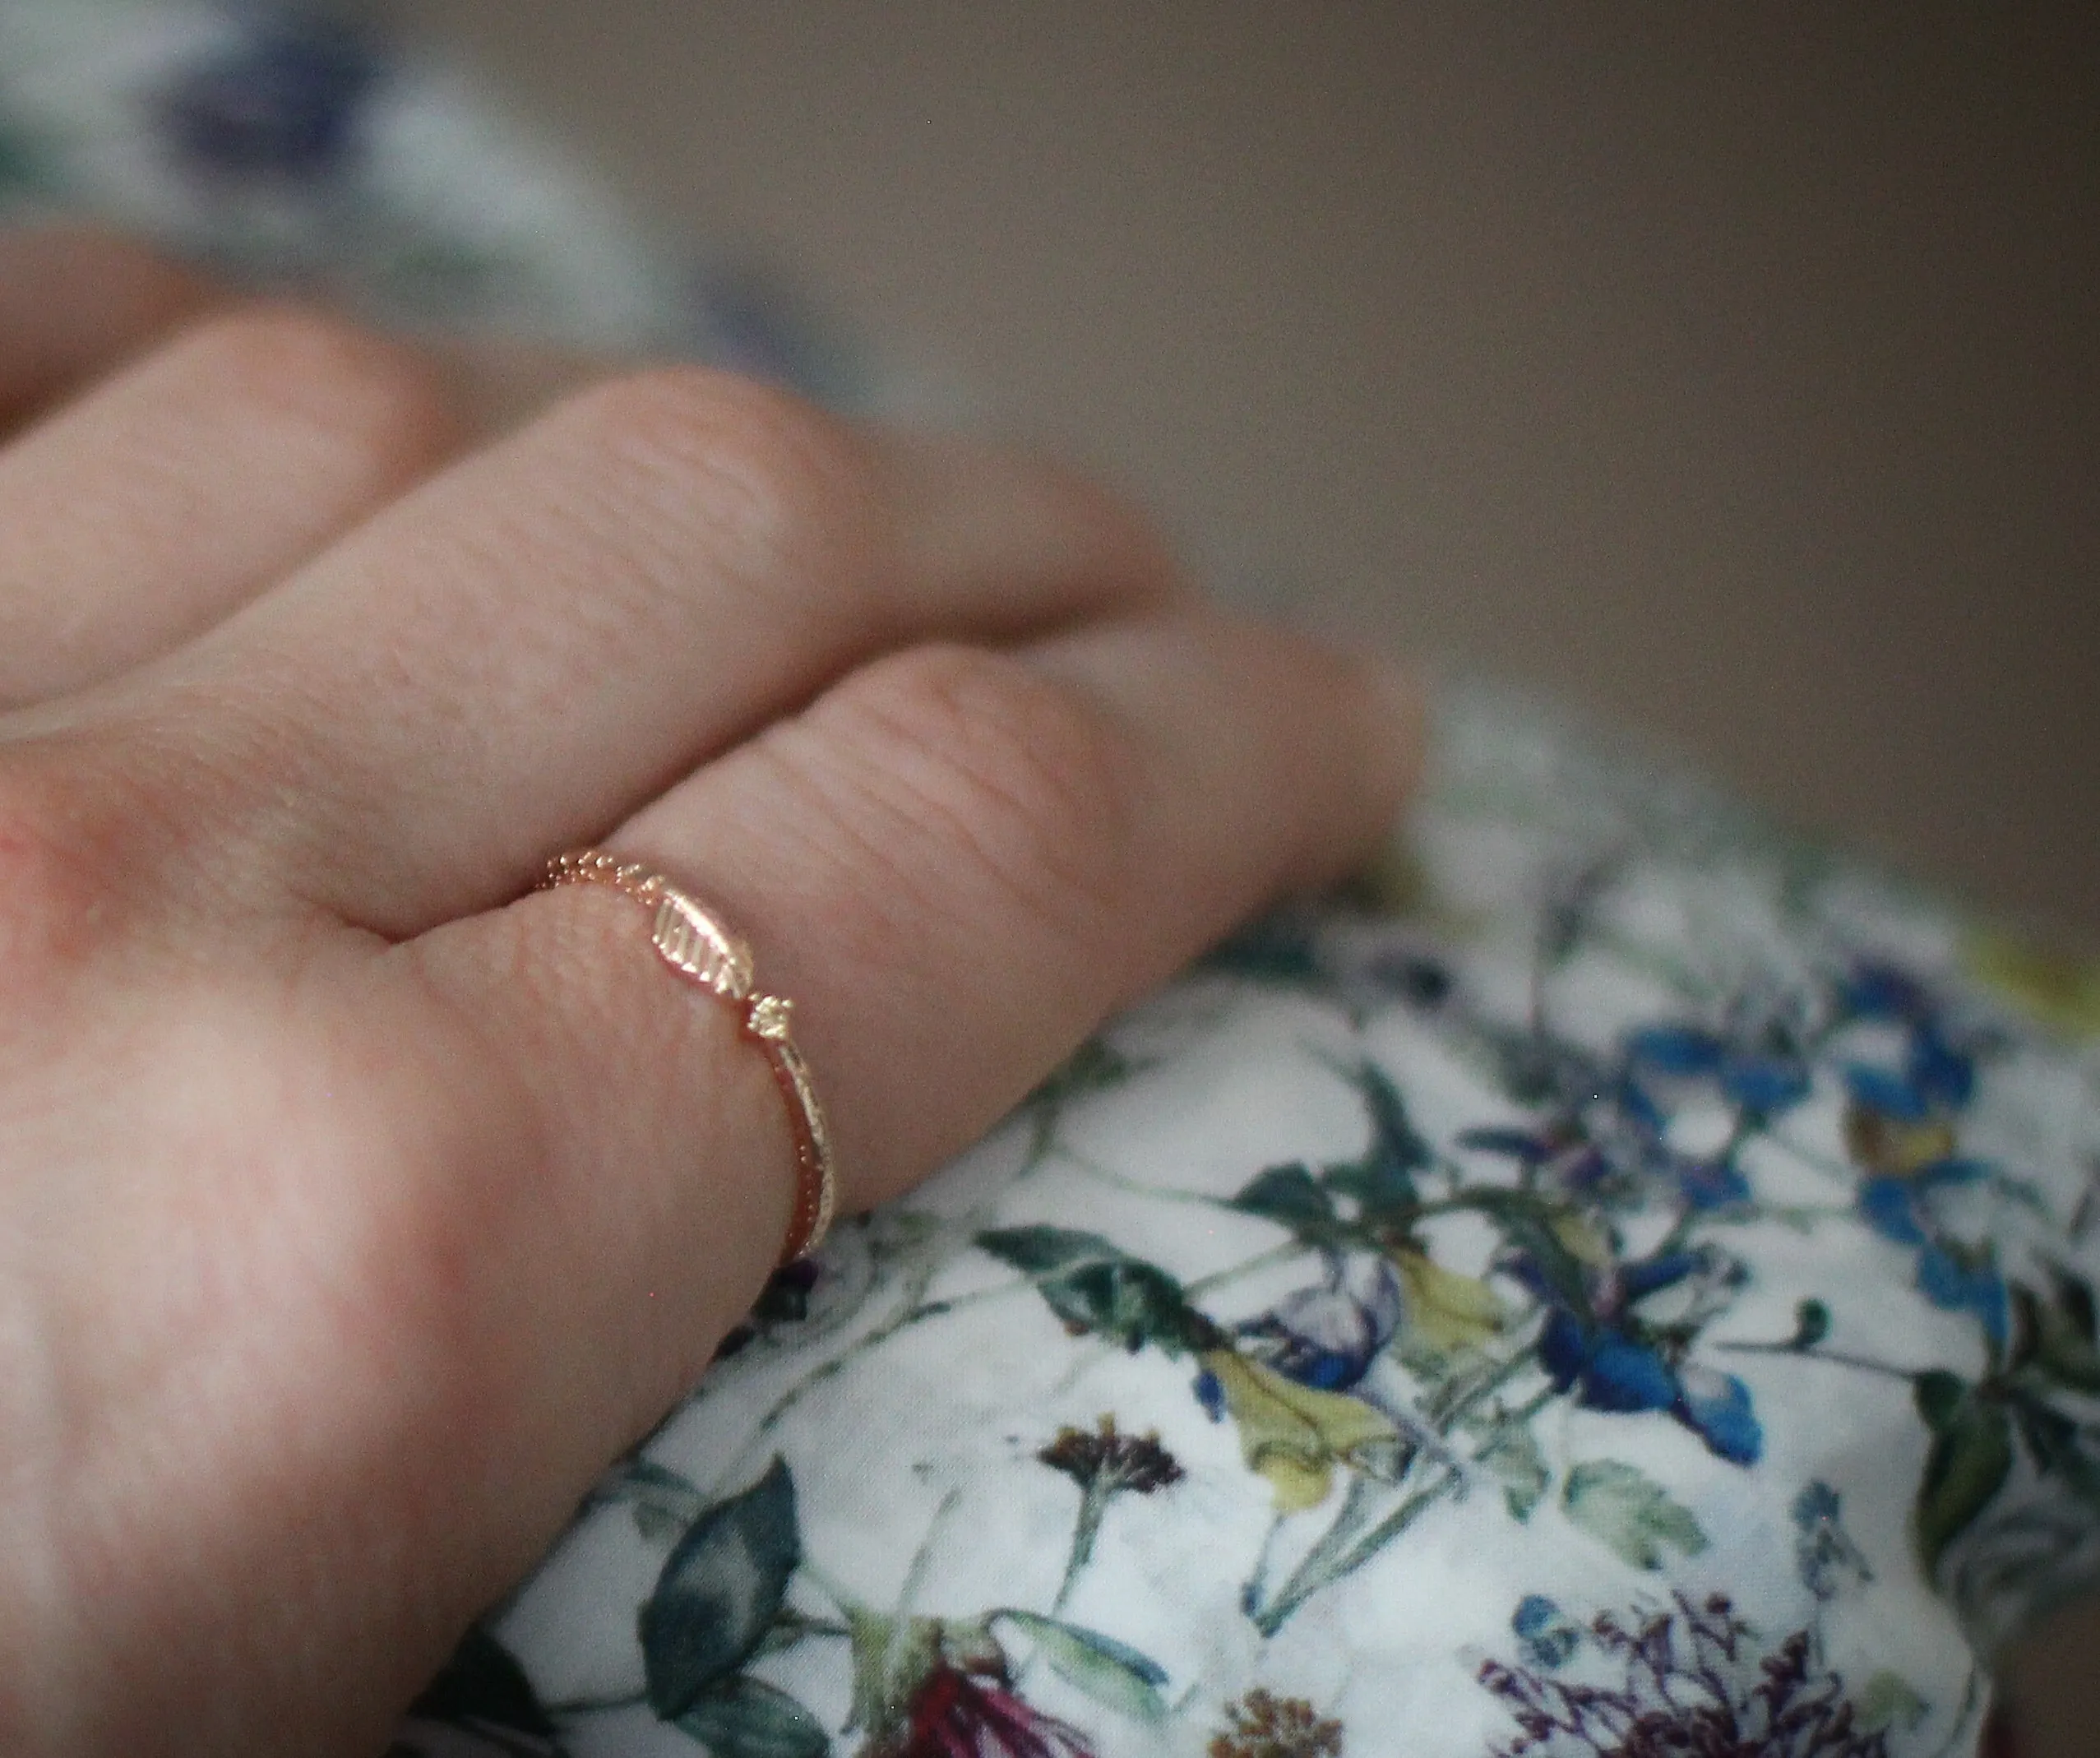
[1482,1591,1893,1758]
[1238,1255,1404,1391]
[157,12,383,178]
[1460,1085,1746,1218]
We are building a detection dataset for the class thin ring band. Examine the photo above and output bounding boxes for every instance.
[537,849,837,1265]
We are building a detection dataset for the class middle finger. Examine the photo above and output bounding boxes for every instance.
[89,368,1176,935]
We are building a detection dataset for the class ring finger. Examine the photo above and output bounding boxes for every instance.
[381,603,1413,1652]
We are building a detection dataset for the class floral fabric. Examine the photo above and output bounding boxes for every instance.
[7,7,2100,1756]
[414,692,2098,1758]
[0,0,870,399]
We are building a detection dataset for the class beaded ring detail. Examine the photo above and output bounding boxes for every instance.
[538,849,837,1265]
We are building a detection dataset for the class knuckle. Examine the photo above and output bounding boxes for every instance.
[817,644,1140,943]
[173,303,458,467]
[557,365,881,594]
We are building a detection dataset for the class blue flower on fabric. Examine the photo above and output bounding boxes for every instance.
[1510,1594,1584,1670]
[157,12,384,178]
[1856,1159,1989,1247]
[1857,1160,2009,1343]
[1915,1243,2009,1342]
[1668,1155,1752,1212]
[1625,1022,1813,1117]
[1846,1034,1974,1124]
[1520,1247,1763,1464]
[1843,1003,2008,1345]
[1238,1254,1403,1392]
[1843,958,1934,1023]
[1459,1108,1744,1215]
[1458,1120,1610,1194]
[1839,963,1982,1166]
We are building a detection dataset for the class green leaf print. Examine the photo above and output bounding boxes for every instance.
[1229,1164,1340,1237]
[1913,1377,2014,1576]
[1855,1669,1931,1735]
[1323,1062,1427,1216]
[673,1677,829,1758]
[1477,1424,1550,1521]
[978,1227,1217,1354]
[641,1459,801,1719]
[996,1610,1168,1720]
[1561,1460,1709,1571]
[976,1226,1128,1276]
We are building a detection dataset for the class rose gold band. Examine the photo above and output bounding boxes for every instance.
[538,849,837,1265]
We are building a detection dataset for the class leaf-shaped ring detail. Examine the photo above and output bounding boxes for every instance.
[537,849,836,1264]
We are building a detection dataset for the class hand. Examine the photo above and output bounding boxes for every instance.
[0,229,1418,1754]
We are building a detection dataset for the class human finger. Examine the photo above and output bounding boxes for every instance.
[95,368,1181,932]
[0,305,469,709]
[0,227,218,430]
[330,608,1411,1733]
[604,609,1421,1203]
[402,606,1414,1416]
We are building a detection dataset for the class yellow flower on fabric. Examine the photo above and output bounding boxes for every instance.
[1197,1349,1398,1513]
[1391,1247,1503,1351]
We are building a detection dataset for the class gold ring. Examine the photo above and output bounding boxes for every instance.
[538,849,837,1265]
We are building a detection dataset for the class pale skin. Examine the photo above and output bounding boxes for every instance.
[0,228,1421,1754]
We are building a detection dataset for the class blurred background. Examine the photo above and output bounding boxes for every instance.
[354,1,2098,946]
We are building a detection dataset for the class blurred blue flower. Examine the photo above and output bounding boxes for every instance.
[1626,1021,1813,1117]
[1844,959,1934,1020]
[157,12,383,178]
[1917,1242,2010,1345]
[1855,1160,2006,1344]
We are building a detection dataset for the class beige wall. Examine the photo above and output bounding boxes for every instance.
[367,2,2098,941]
